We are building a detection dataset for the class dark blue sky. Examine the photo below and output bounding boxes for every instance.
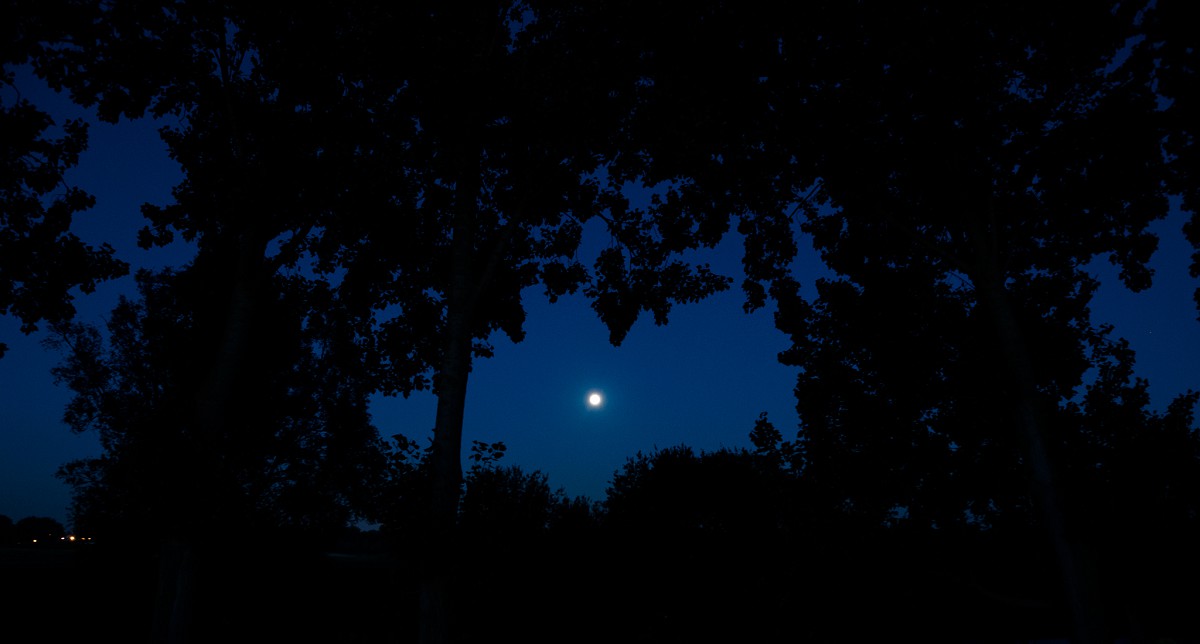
[3,68,1198,528]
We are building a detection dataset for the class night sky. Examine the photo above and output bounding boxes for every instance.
[2,65,1198,528]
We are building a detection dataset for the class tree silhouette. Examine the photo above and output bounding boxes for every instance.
[13,516,64,543]
[1,4,126,357]
[1068,348,1200,539]
[586,3,1196,640]
[604,445,793,536]
[47,263,388,641]
[596,443,820,640]
[22,2,1200,641]
[461,459,559,537]
[32,4,736,638]
[33,3,393,636]
[272,5,733,640]
[1053,335,1200,637]
[778,264,1040,531]
[1138,1,1200,314]
[786,6,1182,639]
[50,267,383,543]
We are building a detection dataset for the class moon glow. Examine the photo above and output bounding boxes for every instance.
[587,392,603,407]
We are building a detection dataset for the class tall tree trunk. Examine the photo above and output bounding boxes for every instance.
[421,314,472,644]
[970,213,1104,643]
[420,140,480,644]
[152,231,263,644]
[421,324,471,644]
[152,539,195,644]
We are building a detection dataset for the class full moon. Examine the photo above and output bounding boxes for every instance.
[587,392,603,407]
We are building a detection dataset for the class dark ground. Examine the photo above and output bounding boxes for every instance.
[0,544,408,642]
[3,532,1198,643]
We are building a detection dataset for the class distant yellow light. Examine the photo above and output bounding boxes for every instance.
[69,535,76,542]
[31,539,37,543]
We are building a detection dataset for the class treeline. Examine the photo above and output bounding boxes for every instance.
[441,421,1200,642]
[4,1,1200,642]
[4,432,1200,642]
[0,514,69,544]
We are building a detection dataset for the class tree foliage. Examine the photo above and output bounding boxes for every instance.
[49,266,385,545]
[1,3,126,357]
[12,515,65,543]
[588,4,1198,640]
[18,2,1200,641]
[745,0,1196,526]
[604,442,799,536]
[1138,0,1200,314]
